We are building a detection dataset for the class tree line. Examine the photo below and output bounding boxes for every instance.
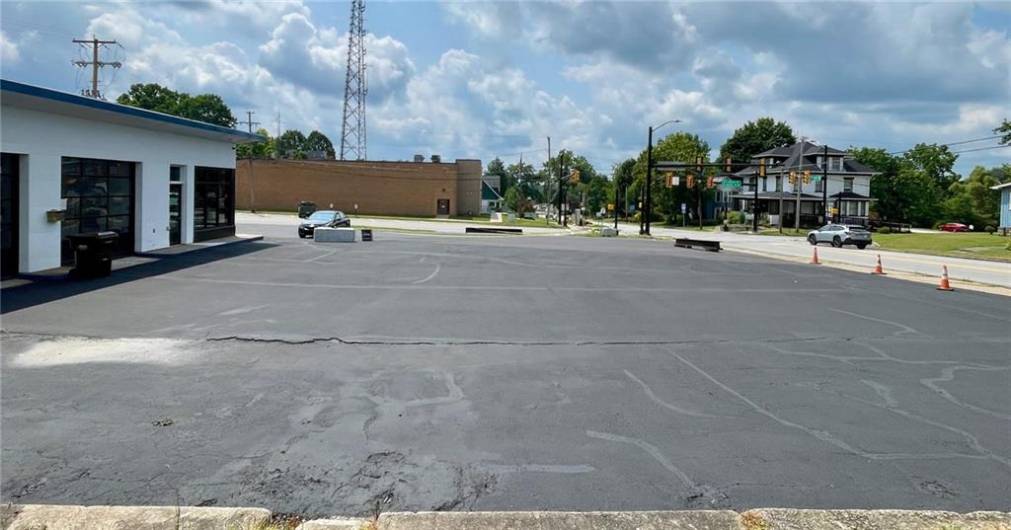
[116,83,334,160]
[486,117,1010,229]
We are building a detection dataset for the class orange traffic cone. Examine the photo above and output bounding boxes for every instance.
[936,265,954,291]
[810,247,821,265]
[871,254,886,275]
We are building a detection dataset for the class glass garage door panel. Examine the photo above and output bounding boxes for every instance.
[60,157,134,264]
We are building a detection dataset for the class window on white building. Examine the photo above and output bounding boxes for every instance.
[844,177,854,192]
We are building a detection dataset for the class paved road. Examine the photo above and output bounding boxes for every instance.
[240,211,570,236]
[614,222,1011,288]
[2,226,1009,517]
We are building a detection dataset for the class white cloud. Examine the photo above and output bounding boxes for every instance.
[1,31,19,64]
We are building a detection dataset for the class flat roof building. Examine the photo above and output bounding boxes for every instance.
[0,79,260,277]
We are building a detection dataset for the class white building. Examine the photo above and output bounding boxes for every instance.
[1,79,260,277]
[730,141,877,227]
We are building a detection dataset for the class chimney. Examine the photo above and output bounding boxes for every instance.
[431,154,441,163]
[413,154,424,163]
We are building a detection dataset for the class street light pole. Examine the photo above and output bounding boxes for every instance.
[614,177,619,230]
[643,125,654,235]
[642,119,680,236]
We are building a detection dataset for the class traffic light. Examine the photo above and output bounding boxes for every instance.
[706,176,715,189]
[569,169,580,184]
[803,170,812,184]
[686,173,695,188]
[759,159,766,177]
[788,171,796,185]
[696,156,703,173]
[665,172,673,188]
[725,157,733,173]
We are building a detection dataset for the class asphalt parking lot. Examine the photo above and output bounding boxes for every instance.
[2,227,1009,517]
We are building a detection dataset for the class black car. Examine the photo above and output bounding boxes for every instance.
[298,210,350,238]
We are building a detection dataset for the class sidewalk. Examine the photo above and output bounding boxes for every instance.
[238,211,571,236]
[614,222,1011,290]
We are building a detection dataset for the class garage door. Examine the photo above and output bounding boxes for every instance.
[1,153,18,279]
[61,157,135,264]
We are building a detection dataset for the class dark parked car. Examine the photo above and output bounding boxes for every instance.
[298,210,350,238]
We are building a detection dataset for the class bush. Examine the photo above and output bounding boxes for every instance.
[726,210,746,224]
[878,226,893,234]
[985,225,996,234]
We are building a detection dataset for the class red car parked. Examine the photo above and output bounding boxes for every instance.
[938,223,969,232]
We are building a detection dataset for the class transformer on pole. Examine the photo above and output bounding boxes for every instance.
[340,0,367,161]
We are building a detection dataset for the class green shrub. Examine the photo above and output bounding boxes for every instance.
[985,225,996,234]
[878,226,892,234]
[726,210,745,224]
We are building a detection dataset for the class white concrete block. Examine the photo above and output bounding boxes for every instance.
[600,226,618,237]
[313,227,356,242]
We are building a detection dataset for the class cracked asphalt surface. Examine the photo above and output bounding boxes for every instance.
[2,227,1009,517]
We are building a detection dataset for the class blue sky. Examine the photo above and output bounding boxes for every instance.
[1,1,1009,175]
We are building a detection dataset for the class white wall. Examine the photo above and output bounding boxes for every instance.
[1,104,235,272]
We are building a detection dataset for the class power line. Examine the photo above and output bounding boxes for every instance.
[950,144,1009,155]
[72,35,121,100]
[887,135,1003,156]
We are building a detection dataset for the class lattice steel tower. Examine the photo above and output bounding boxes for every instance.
[340,0,367,161]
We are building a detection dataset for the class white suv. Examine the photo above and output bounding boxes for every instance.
[807,224,872,249]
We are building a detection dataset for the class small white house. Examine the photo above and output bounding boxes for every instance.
[0,79,260,277]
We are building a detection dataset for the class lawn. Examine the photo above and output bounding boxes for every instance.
[872,232,1011,262]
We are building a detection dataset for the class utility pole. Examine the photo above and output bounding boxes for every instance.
[822,144,829,224]
[613,174,620,230]
[72,36,121,99]
[557,150,567,227]
[752,170,759,233]
[275,112,281,139]
[794,139,804,231]
[546,137,552,225]
[239,111,260,134]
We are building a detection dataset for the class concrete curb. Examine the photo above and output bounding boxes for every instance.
[1,504,271,530]
[4,505,1009,530]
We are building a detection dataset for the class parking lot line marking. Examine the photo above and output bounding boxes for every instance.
[411,263,441,285]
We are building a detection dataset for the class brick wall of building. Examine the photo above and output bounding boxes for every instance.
[235,158,482,217]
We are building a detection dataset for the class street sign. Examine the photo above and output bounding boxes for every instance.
[673,176,680,186]
[811,175,822,183]
[680,203,687,213]
[720,179,742,190]
[607,203,614,211]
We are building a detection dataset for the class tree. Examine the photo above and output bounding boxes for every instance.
[612,158,636,215]
[853,143,960,227]
[276,130,307,159]
[539,149,599,206]
[236,128,275,159]
[484,158,510,192]
[996,119,1011,145]
[584,176,612,214]
[943,165,1009,228]
[507,160,541,202]
[304,131,335,158]
[503,186,534,214]
[116,83,236,127]
[718,117,796,165]
[633,132,712,222]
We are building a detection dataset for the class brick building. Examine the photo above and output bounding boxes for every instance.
[235,158,482,217]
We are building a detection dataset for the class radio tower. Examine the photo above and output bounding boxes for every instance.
[340,0,367,161]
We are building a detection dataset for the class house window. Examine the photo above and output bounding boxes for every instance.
[816,177,825,193]
[762,177,767,192]
[843,177,854,192]
[775,176,782,192]
[832,158,843,171]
